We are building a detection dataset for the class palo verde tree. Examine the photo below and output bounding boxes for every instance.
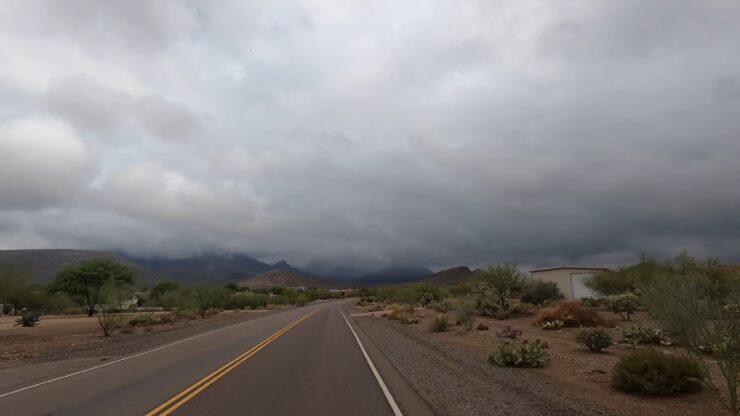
[473,263,526,319]
[639,256,740,415]
[49,259,134,316]
[97,279,134,337]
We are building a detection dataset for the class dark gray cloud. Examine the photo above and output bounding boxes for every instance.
[1,1,739,271]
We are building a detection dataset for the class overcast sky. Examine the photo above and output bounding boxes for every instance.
[1,1,739,272]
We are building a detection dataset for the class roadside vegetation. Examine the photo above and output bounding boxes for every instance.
[357,252,740,415]
[0,259,342,339]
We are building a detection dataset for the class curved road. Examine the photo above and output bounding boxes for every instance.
[0,301,432,416]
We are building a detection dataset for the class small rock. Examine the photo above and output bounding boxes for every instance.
[476,323,489,330]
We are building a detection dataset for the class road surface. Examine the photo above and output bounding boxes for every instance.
[0,301,432,416]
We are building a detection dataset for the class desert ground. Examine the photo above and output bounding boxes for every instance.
[353,302,727,416]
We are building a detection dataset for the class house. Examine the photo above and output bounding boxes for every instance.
[529,267,610,299]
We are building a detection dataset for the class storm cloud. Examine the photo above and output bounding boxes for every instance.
[1,1,739,271]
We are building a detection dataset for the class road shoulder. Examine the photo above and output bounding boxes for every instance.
[352,312,612,416]
[340,304,435,416]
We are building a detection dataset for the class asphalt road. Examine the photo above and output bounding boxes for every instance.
[0,301,432,416]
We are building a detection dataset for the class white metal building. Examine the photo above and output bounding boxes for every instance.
[529,267,610,299]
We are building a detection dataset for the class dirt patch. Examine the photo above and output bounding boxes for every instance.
[0,309,279,369]
[358,304,726,416]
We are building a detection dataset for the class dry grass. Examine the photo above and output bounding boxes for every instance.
[534,300,607,328]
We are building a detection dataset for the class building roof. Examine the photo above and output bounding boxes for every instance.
[529,266,610,273]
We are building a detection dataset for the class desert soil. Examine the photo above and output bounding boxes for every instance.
[353,304,726,416]
[0,309,281,369]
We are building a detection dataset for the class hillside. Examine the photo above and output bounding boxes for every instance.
[0,250,323,287]
[421,266,476,285]
[0,249,159,286]
[126,253,276,284]
[354,266,434,285]
[238,269,336,289]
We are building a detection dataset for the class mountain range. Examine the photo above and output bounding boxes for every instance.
[0,249,474,288]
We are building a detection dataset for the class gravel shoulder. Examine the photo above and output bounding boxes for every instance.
[0,309,283,370]
[354,313,614,416]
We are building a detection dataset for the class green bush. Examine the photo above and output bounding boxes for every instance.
[521,280,563,305]
[430,313,450,332]
[399,313,420,324]
[295,294,309,307]
[375,283,449,307]
[128,313,161,327]
[612,349,703,395]
[621,324,667,345]
[429,298,455,313]
[576,328,612,352]
[367,304,383,312]
[457,301,476,331]
[489,339,549,368]
[605,293,639,321]
[473,263,526,318]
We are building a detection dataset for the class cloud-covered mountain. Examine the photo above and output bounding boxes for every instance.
[2,2,740,270]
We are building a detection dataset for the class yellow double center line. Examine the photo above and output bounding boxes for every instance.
[146,308,321,416]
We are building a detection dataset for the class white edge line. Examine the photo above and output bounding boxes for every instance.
[0,309,297,400]
[339,307,403,416]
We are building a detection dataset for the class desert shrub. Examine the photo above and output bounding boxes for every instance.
[473,263,526,319]
[476,323,489,330]
[586,270,637,297]
[457,300,476,331]
[521,280,563,306]
[149,282,181,304]
[581,297,602,307]
[605,293,639,321]
[639,257,740,414]
[244,293,268,309]
[400,313,420,324]
[42,292,77,314]
[367,304,383,312]
[128,313,161,327]
[612,349,703,396]
[376,283,449,308]
[295,294,309,307]
[429,298,456,313]
[449,282,473,297]
[158,313,175,324]
[14,311,42,327]
[577,328,612,352]
[62,306,84,315]
[534,301,604,328]
[541,319,564,330]
[489,339,549,368]
[497,325,522,339]
[621,324,668,345]
[430,313,450,332]
[508,300,535,316]
[387,304,412,320]
[586,260,665,297]
[97,279,133,337]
